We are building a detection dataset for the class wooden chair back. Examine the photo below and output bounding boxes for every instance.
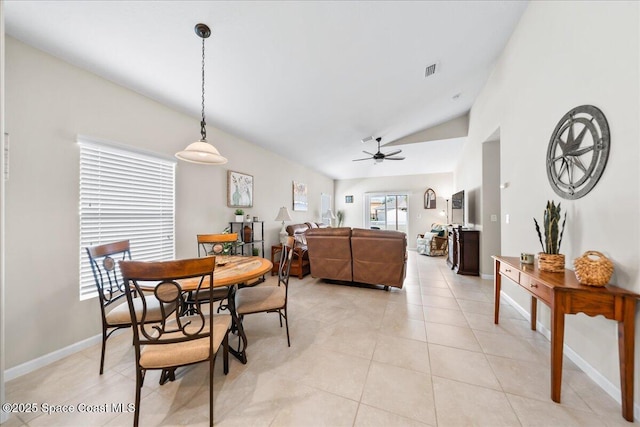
[86,240,131,309]
[279,236,295,293]
[197,233,239,257]
[119,257,215,337]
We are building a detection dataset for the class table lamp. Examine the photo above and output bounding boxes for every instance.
[325,208,336,226]
[275,206,293,244]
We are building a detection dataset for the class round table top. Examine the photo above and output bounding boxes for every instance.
[180,256,272,291]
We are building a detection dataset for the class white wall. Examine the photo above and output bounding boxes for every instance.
[0,1,7,422]
[4,37,333,368]
[457,1,639,405]
[335,172,453,247]
[481,140,501,275]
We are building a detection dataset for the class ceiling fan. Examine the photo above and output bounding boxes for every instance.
[353,137,405,163]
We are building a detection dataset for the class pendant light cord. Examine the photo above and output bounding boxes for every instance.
[200,36,207,141]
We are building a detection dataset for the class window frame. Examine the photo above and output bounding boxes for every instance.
[78,136,176,300]
[364,192,409,232]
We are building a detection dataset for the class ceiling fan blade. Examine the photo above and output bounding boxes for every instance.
[383,149,402,157]
[362,151,375,156]
[385,156,405,160]
[352,157,372,161]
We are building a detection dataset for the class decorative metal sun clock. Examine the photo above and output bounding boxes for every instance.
[546,105,610,199]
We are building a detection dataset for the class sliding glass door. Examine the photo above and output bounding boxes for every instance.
[364,193,408,233]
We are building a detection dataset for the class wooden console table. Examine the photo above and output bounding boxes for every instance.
[493,256,639,422]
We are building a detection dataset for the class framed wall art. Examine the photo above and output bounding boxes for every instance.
[424,188,436,209]
[227,170,253,208]
[345,195,354,203]
[292,181,308,211]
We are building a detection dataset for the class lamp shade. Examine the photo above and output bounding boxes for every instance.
[275,206,293,222]
[175,140,228,165]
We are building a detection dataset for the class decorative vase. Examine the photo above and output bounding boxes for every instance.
[235,215,243,222]
[538,253,565,272]
[243,225,252,243]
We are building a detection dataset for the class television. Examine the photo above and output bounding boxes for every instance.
[451,190,464,225]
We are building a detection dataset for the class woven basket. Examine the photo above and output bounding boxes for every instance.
[573,251,613,287]
[538,253,565,272]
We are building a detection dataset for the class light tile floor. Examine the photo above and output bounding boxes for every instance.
[4,252,635,426]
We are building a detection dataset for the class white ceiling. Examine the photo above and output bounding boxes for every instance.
[4,1,528,180]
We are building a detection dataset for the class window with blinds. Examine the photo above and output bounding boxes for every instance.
[79,138,176,300]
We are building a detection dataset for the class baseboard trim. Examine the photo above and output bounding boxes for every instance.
[480,273,494,280]
[500,290,638,421]
[4,334,101,381]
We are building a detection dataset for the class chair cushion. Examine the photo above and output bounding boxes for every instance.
[105,295,165,326]
[139,314,231,369]
[235,285,286,315]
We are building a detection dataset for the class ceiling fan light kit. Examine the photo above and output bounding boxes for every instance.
[352,137,405,163]
[175,23,228,165]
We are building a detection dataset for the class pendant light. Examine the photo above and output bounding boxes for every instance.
[175,23,228,165]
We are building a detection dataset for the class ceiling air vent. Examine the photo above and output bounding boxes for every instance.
[424,62,439,78]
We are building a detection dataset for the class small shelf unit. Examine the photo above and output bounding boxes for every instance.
[228,221,265,257]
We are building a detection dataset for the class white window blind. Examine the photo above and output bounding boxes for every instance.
[79,139,176,300]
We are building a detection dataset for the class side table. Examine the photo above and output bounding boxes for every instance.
[270,243,310,279]
[270,244,283,276]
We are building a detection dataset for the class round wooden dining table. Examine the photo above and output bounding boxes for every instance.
[177,255,272,290]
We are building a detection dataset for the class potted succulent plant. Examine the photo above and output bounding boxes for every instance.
[533,200,567,272]
[234,209,244,222]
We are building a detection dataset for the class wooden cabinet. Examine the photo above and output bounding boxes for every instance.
[228,221,264,257]
[446,226,479,276]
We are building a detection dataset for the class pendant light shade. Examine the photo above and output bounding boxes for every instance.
[175,23,227,165]
[176,140,227,164]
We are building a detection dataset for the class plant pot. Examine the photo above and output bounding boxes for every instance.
[235,215,243,222]
[538,253,565,272]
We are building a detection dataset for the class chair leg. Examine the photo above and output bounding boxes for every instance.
[99,329,107,375]
[159,368,176,385]
[210,349,214,426]
[283,309,291,347]
[223,331,229,375]
[134,367,143,427]
[236,315,243,353]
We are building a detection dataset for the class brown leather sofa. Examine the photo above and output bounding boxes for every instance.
[305,227,407,289]
[283,222,328,278]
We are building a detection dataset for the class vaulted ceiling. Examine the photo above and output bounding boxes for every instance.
[4,1,528,179]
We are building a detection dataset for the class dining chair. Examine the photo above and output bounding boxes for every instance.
[86,240,167,375]
[119,256,231,427]
[188,233,239,313]
[197,233,239,257]
[235,235,294,346]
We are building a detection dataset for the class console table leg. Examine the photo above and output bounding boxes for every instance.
[618,297,636,422]
[494,260,501,324]
[551,299,565,403]
[530,296,537,331]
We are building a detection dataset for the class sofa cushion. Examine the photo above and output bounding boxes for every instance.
[305,227,353,282]
[351,228,407,288]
